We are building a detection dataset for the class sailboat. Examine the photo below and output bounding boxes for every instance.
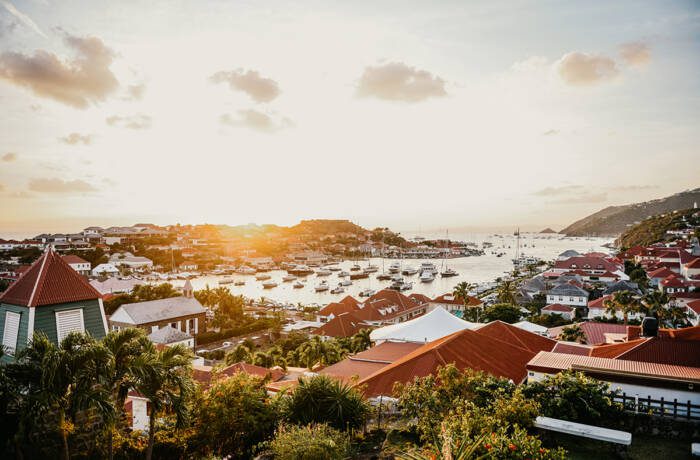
[440,229,458,277]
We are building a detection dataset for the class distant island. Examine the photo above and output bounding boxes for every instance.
[539,228,557,234]
[560,188,700,237]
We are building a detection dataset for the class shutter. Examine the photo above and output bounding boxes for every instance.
[3,311,21,356]
[56,309,85,342]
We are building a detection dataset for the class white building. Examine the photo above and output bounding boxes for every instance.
[109,252,154,270]
[61,255,91,276]
[546,284,589,308]
[370,307,480,344]
[92,263,120,277]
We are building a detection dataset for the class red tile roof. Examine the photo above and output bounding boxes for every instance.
[338,295,361,309]
[661,275,687,287]
[589,338,648,359]
[320,341,421,383]
[553,256,621,273]
[542,303,575,313]
[548,322,628,345]
[408,293,432,305]
[318,301,358,317]
[313,311,368,338]
[352,289,424,322]
[476,321,557,353]
[686,258,700,269]
[587,295,612,309]
[193,362,285,389]
[61,254,89,265]
[647,267,675,279]
[432,293,482,306]
[551,342,592,356]
[0,248,101,307]
[687,300,700,315]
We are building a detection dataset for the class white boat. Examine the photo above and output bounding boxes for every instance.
[419,262,438,275]
[364,264,379,273]
[234,280,245,286]
[316,269,332,276]
[402,266,418,276]
[359,289,376,297]
[440,268,458,278]
[339,280,352,286]
[388,262,401,274]
[293,281,304,289]
[237,266,256,275]
[338,271,350,277]
[255,273,271,281]
[390,279,412,291]
[330,286,345,294]
[350,264,362,271]
[315,281,329,292]
[282,274,297,282]
[328,266,342,272]
[262,280,278,289]
[218,277,234,285]
[420,271,435,283]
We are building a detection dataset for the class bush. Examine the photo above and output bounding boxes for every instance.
[283,375,369,431]
[267,424,351,460]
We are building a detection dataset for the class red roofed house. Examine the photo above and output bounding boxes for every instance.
[320,341,422,383]
[647,266,675,287]
[551,256,625,279]
[352,289,428,326]
[316,300,359,323]
[312,311,369,339]
[429,293,483,316]
[659,274,689,295]
[61,254,91,276]
[0,248,108,362]
[684,258,700,280]
[541,303,576,321]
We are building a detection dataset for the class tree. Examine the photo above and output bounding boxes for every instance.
[294,336,344,369]
[453,282,481,322]
[483,303,522,323]
[604,290,639,325]
[267,423,351,460]
[641,291,668,321]
[523,371,623,426]
[559,324,585,343]
[350,328,372,353]
[194,373,279,458]
[496,279,517,304]
[283,375,368,430]
[133,344,194,460]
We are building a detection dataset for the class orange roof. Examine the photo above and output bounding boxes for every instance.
[356,323,555,396]
[338,295,361,309]
[0,249,101,307]
[476,320,557,354]
[432,293,481,307]
[320,342,421,383]
[551,342,591,356]
[542,303,575,313]
[587,295,611,309]
[313,311,368,338]
[193,362,285,389]
[318,301,358,317]
[549,321,628,345]
[408,293,432,304]
[61,254,89,265]
[353,289,424,322]
[686,258,700,269]
[687,300,700,315]
[589,338,649,359]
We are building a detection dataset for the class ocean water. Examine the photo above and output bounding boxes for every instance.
[170,233,612,306]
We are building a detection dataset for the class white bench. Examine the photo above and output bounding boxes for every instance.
[692,443,700,456]
[534,416,632,446]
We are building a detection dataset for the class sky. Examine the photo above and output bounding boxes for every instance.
[0,0,699,238]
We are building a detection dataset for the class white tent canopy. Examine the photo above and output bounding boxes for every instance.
[513,320,549,336]
[370,307,481,344]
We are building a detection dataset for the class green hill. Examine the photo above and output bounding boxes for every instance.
[616,208,699,248]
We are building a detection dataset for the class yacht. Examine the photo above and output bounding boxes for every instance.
[288,265,314,276]
[282,274,297,282]
[316,269,332,276]
[237,266,256,275]
[389,279,412,291]
[262,280,278,289]
[440,268,458,278]
[293,281,304,289]
[350,264,362,271]
[330,286,345,294]
[255,273,271,281]
[350,272,369,280]
[376,273,392,281]
[401,266,418,276]
[337,271,350,277]
[359,289,376,297]
[388,262,401,274]
[364,264,379,273]
[419,262,439,275]
[328,266,342,272]
[218,277,234,285]
[315,280,330,292]
[420,271,435,283]
[234,280,245,286]
[339,279,352,286]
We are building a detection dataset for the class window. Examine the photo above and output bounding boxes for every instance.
[55,309,85,342]
[3,311,21,356]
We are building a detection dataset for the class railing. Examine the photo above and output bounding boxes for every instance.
[613,393,700,420]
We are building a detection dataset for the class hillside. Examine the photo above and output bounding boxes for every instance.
[560,188,700,236]
[616,208,699,248]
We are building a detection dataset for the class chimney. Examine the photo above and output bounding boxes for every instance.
[626,325,641,341]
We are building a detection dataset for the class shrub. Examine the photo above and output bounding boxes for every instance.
[267,424,351,460]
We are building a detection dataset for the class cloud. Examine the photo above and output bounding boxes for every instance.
[106,114,151,129]
[220,109,292,133]
[357,62,447,102]
[550,193,608,204]
[533,185,584,197]
[28,177,97,193]
[0,33,119,108]
[533,185,608,204]
[210,69,280,103]
[2,152,17,161]
[542,129,559,136]
[619,42,651,67]
[125,82,145,100]
[557,52,619,86]
[609,185,658,192]
[60,132,92,145]
[0,0,46,38]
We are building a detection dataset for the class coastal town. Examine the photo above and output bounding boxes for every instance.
[1,209,699,458]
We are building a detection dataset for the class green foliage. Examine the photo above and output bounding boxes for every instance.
[103,283,181,315]
[604,290,640,325]
[482,303,522,323]
[496,279,517,304]
[193,373,279,459]
[617,208,698,248]
[523,371,623,425]
[283,375,369,430]
[559,324,585,343]
[528,313,571,328]
[267,423,351,460]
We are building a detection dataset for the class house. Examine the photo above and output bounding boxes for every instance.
[179,261,198,271]
[546,283,589,308]
[647,267,675,287]
[602,280,642,296]
[684,258,700,280]
[686,300,700,326]
[312,311,367,339]
[429,293,483,317]
[61,255,91,276]
[321,341,422,383]
[352,290,428,326]
[369,307,480,344]
[147,325,194,349]
[548,321,629,345]
[92,263,120,277]
[659,274,689,294]
[316,299,360,323]
[551,256,626,279]
[109,252,154,271]
[541,303,576,321]
[109,281,206,338]
[90,277,142,295]
[586,295,645,322]
[0,249,108,361]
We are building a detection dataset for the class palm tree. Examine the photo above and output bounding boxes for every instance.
[102,328,152,460]
[641,291,669,322]
[604,290,639,325]
[351,329,372,353]
[560,324,585,343]
[453,281,477,316]
[496,279,517,305]
[226,344,252,365]
[133,343,194,460]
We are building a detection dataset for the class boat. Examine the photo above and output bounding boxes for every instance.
[359,289,376,297]
[316,269,332,276]
[376,273,392,281]
[350,272,369,280]
[401,266,418,276]
[255,273,271,281]
[234,280,245,286]
[328,266,341,272]
[236,266,256,275]
[218,277,234,285]
[388,262,401,274]
[389,279,412,291]
[364,264,379,273]
[350,264,361,271]
[293,281,304,289]
[337,271,350,277]
[339,279,352,286]
[315,281,329,292]
[440,268,458,277]
[330,286,345,294]
[419,262,438,275]
[282,274,297,282]
[262,280,278,289]
[287,265,314,276]
[420,271,435,283]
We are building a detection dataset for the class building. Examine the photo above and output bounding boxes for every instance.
[548,321,629,345]
[312,311,367,339]
[546,283,589,308]
[90,277,143,295]
[586,295,645,322]
[369,307,480,344]
[541,303,576,321]
[0,249,108,361]
[109,252,154,271]
[320,341,422,383]
[148,325,194,349]
[92,263,120,277]
[109,281,206,338]
[352,290,428,326]
[61,255,91,276]
[429,293,483,317]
